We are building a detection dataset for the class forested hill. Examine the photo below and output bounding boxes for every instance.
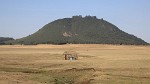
[6,16,148,45]
[0,37,14,44]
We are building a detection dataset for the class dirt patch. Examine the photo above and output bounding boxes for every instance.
[65,68,96,72]
[0,71,42,84]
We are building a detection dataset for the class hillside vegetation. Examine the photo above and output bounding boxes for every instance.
[0,37,14,45]
[6,16,148,45]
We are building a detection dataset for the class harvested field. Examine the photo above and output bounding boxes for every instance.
[0,44,150,84]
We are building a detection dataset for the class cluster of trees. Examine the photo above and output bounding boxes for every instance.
[0,37,14,45]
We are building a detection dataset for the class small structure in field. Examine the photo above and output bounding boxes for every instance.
[63,51,78,60]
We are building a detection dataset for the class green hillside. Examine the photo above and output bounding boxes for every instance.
[6,16,148,45]
[0,37,14,45]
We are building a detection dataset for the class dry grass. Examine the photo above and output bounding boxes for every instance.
[0,44,150,84]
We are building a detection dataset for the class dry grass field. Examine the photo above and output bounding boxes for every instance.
[0,44,150,84]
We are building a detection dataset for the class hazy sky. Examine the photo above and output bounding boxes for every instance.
[0,0,150,42]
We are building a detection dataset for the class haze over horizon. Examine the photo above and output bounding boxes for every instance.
[0,0,150,43]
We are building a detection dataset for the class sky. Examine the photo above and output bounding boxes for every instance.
[0,0,150,43]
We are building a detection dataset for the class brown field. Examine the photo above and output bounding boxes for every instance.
[0,44,150,84]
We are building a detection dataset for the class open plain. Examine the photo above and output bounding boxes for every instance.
[0,44,150,84]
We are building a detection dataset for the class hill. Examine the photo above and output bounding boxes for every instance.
[6,15,148,45]
[0,37,14,45]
